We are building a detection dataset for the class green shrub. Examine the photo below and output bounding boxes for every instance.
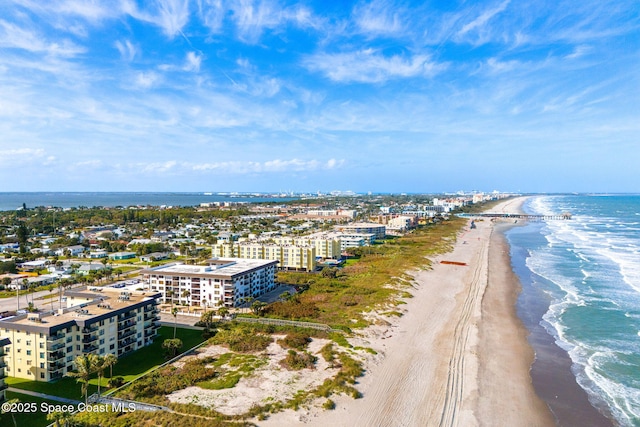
[278,331,311,350]
[280,350,317,370]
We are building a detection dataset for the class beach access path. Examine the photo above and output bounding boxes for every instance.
[261,197,555,427]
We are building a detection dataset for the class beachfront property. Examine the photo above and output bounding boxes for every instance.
[0,336,9,401]
[142,258,278,309]
[304,231,375,251]
[211,241,317,271]
[336,223,386,240]
[0,287,161,382]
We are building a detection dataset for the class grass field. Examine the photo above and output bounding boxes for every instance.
[1,390,61,427]
[6,326,206,401]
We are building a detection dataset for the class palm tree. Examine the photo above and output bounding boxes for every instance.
[94,355,106,397]
[47,409,72,427]
[217,306,229,319]
[171,306,179,339]
[47,284,55,311]
[103,353,118,380]
[181,289,190,305]
[68,354,99,404]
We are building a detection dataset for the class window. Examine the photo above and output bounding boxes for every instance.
[26,350,31,356]
[67,346,73,353]
[100,339,105,345]
[109,344,115,350]
[26,340,31,345]
[40,362,44,368]
[40,372,45,379]
[39,342,44,349]
[40,352,44,359]
[27,360,32,365]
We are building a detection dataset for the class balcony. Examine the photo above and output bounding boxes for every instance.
[82,335,98,344]
[49,372,63,381]
[144,329,157,338]
[48,362,65,372]
[118,320,136,330]
[144,312,158,321]
[118,311,136,322]
[118,337,136,347]
[118,329,136,340]
[47,342,65,352]
[82,324,99,334]
[83,344,98,353]
[49,331,65,341]
[49,351,65,361]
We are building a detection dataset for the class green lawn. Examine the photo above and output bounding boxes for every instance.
[1,390,61,427]
[6,326,206,401]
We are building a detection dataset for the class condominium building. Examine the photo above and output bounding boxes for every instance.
[336,223,386,240]
[0,337,9,402]
[142,258,279,309]
[211,242,317,271]
[0,287,161,382]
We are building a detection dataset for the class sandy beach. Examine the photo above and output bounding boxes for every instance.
[260,197,556,426]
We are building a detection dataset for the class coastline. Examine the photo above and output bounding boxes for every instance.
[260,197,557,426]
[507,200,615,426]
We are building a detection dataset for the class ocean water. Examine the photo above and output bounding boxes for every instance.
[508,195,640,426]
[0,192,297,211]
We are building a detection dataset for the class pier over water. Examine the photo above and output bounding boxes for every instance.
[457,212,572,221]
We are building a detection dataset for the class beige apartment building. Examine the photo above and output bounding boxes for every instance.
[0,336,9,401]
[0,287,161,382]
[211,242,317,272]
[142,258,279,309]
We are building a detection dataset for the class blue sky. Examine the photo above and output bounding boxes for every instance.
[0,0,638,193]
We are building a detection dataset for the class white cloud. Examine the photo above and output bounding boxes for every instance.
[305,49,445,83]
[0,148,55,166]
[353,0,403,36]
[183,51,202,72]
[122,0,191,38]
[458,0,511,39]
[190,158,344,174]
[115,39,137,62]
[135,71,161,89]
[0,20,86,57]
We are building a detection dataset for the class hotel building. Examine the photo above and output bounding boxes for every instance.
[0,287,161,382]
[336,223,386,240]
[142,258,278,309]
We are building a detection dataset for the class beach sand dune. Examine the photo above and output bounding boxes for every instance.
[261,198,555,427]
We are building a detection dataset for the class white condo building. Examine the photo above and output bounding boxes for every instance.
[142,258,278,308]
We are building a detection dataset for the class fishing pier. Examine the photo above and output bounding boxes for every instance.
[457,212,572,221]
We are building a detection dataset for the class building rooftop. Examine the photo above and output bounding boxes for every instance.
[143,258,278,279]
[0,287,160,331]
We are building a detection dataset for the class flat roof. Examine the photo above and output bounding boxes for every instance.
[0,287,160,333]
[142,258,278,279]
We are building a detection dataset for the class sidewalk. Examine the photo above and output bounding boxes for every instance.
[7,387,82,404]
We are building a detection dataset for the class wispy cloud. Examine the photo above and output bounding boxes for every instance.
[352,0,404,37]
[304,49,445,83]
[183,51,202,72]
[122,0,191,38]
[0,20,86,57]
[190,158,345,174]
[456,0,511,45]
[115,39,137,62]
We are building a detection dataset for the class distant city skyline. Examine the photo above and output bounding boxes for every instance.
[0,1,638,193]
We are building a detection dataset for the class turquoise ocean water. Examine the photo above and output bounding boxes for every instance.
[508,195,640,426]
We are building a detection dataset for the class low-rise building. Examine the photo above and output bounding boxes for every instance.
[0,287,161,382]
[109,252,137,260]
[142,258,278,309]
